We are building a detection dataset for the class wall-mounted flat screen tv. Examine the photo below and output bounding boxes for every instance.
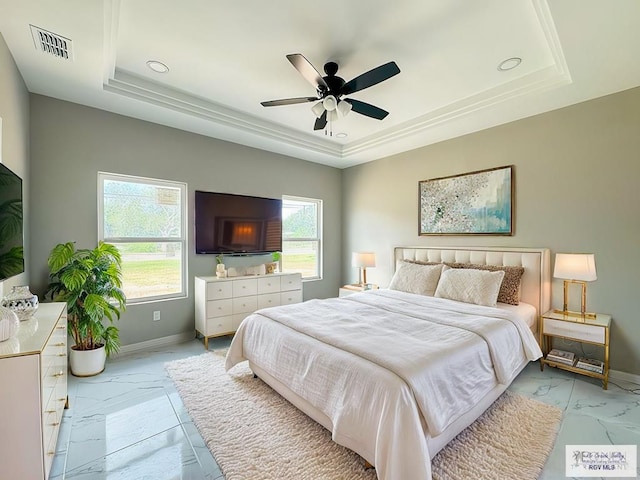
[195,191,282,255]
[0,163,24,280]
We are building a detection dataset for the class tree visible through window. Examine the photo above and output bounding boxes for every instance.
[98,173,187,302]
[282,196,322,280]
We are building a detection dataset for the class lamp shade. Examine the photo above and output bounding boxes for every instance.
[336,100,352,117]
[553,253,597,281]
[352,252,376,268]
[311,101,325,118]
[322,95,338,111]
[326,109,338,122]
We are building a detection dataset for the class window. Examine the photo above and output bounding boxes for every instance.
[281,196,322,280]
[98,172,187,303]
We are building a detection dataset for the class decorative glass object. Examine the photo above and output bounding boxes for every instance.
[0,305,19,342]
[216,263,227,278]
[2,285,39,321]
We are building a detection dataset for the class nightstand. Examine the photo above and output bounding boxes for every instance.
[539,310,611,389]
[339,284,379,297]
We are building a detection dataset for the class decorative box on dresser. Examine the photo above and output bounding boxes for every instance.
[195,273,303,349]
[0,302,67,480]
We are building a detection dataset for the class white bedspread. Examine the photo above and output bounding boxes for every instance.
[226,290,542,480]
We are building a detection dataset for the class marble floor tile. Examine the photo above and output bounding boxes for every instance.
[66,389,181,471]
[54,338,638,480]
[64,425,209,480]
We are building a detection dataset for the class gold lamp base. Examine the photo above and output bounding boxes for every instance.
[553,280,596,320]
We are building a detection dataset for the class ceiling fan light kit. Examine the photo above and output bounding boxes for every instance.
[337,100,352,116]
[261,53,400,133]
[311,101,325,118]
[322,95,338,111]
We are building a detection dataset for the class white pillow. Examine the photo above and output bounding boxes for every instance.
[434,267,505,307]
[388,261,443,296]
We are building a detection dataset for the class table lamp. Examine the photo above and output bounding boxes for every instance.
[352,252,376,286]
[553,253,597,318]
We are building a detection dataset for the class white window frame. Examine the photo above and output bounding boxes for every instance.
[98,172,188,303]
[282,195,322,281]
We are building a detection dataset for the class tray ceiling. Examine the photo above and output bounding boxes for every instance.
[1,0,639,168]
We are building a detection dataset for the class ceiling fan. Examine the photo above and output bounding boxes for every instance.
[261,53,400,132]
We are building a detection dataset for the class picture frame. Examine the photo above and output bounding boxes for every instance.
[419,165,513,235]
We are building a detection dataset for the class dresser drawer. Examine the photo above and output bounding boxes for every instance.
[206,281,233,300]
[257,293,280,309]
[206,299,233,318]
[233,296,257,314]
[233,279,258,297]
[281,290,303,305]
[543,318,605,344]
[257,277,280,294]
[205,316,233,336]
[281,274,302,292]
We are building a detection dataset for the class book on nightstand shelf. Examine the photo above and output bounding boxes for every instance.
[546,349,576,366]
[575,357,604,374]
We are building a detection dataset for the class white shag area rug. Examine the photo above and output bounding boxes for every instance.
[166,352,561,480]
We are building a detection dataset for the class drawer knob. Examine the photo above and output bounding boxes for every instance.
[53,371,64,378]
[58,353,66,357]
[46,409,55,414]
[54,342,65,346]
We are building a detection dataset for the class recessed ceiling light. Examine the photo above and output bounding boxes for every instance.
[497,57,521,72]
[335,132,348,138]
[146,60,169,73]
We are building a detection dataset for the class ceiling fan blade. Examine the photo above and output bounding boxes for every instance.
[287,53,328,90]
[261,97,318,107]
[344,98,389,120]
[314,110,328,130]
[341,61,400,95]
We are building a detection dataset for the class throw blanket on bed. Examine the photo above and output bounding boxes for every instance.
[226,290,541,480]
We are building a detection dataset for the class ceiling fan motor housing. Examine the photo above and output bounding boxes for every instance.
[320,62,345,99]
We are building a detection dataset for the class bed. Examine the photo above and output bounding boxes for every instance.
[225,246,551,480]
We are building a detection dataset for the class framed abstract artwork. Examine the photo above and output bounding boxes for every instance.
[419,165,513,235]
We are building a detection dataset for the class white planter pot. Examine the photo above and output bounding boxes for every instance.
[69,344,107,377]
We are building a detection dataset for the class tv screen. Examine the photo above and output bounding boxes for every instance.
[0,163,24,280]
[195,191,282,255]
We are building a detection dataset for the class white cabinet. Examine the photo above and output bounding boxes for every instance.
[195,273,302,349]
[0,302,67,480]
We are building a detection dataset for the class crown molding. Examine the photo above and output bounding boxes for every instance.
[102,0,569,165]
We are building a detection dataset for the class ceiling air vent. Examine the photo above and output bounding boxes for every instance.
[30,25,73,60]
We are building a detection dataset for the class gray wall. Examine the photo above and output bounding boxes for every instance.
[0,33,30,296]
[28,95,342,347]
[3,30,638,374]
[342,86,640,375]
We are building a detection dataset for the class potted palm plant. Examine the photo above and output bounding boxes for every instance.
[45,241,126,376]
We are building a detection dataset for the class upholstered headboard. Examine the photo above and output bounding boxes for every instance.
[393,246,551,316]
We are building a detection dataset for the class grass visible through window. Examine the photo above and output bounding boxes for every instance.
[121,257,181,300]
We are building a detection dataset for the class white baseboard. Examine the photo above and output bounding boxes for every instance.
[112,332,195,358]
[609,369,640,387]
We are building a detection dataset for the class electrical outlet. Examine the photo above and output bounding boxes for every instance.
[153,311,161,321]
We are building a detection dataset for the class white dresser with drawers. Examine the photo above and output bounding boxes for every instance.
[195,273,302,349]
[0,302,67,480]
